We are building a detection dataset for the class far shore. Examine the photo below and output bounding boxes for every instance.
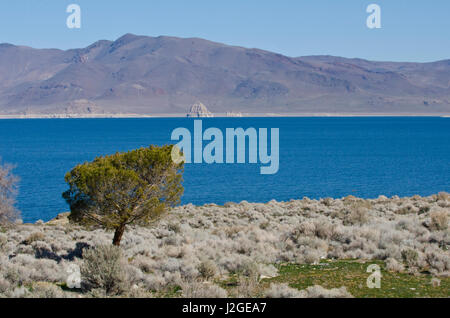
[0,112,449,119]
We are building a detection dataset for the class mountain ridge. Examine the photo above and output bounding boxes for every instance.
[0,33,449,115]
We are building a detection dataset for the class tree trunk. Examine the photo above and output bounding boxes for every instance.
[112,223,126,246]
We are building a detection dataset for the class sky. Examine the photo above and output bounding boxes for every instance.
[0,0,449,62]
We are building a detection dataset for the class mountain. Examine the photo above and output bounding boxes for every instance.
[0,33,449,115]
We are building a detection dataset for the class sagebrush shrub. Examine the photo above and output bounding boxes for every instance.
[429,209,448,231]
[385,258,404,273]
[23,232,46,245]
[257,264,278,278]
[396,205,418,215]
[401,249,419,268]
[436,192,449,202]
[232,276,260,298]
[431,278,441,287]
[81,245,129,295]
[0,233,7,251]
[425,248,450,273]
[181,281,228,298]
[27,282,66,298]
[304,285,353,298]
[321,198,334,207]
[297,248,321,265]
[264,283,305,298]
[0,274,11,294]
[345,203,369,225]
[197,259,218,280]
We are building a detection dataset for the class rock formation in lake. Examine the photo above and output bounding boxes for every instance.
[186,102,214,117]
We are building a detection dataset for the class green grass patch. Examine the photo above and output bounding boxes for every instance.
[261,259,449,298]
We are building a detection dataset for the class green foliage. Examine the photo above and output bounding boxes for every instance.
[63,145,184,245]
[261,260,450,298]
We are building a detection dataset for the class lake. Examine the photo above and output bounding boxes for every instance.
[0,117,449,223]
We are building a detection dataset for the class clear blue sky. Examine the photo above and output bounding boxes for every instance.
[0,0,448,62]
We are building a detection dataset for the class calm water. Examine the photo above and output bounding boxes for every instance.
[0,117,449,223]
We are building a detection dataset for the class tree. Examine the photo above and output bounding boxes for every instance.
[0,159,20,224]
[63,145,184,246]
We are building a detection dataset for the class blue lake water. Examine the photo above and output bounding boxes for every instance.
[0,117,449,223]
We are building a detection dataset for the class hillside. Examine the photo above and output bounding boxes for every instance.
[0,34,449,115]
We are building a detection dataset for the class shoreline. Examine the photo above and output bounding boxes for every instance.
[0,112,449,119]
[32,192,450,225]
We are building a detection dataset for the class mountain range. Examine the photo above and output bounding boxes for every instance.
[0,33,449,115]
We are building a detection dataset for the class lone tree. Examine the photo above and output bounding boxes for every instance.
[0,159,20,224]
[63,145,184,246]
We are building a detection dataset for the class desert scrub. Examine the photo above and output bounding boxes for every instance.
[429,209,448,231]
[81,245,129,296]
[264,283,305,298]
[303,285,353,298]
[436,192,450,202]
[181,281,227,298]
[321,197,334,207]
[22,232,46,245]
[0,160,20,225]
[431,278,441,287]
[197,259,218,280]
[263,283,352,298]
[0,194,449,298]
[26,282,67,298]
[385,258,405,273]
[0,232,7,251]
[232,276,261,297]
[343,201,370,225]
[401,249,419,269]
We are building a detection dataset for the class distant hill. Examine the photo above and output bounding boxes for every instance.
[0,33,449,115]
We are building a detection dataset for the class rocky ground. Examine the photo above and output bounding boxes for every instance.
[0,193,449,298]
